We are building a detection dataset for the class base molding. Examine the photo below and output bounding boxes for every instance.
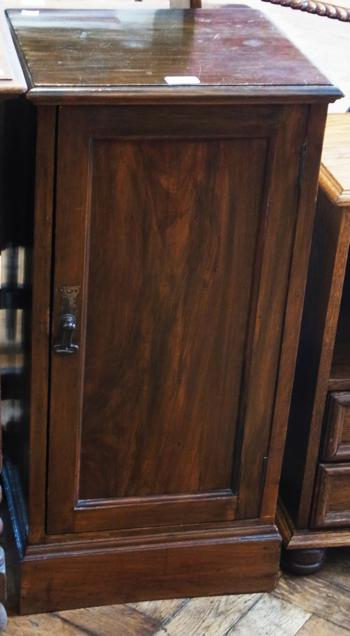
[19,525,280,614]
[277,500,350,549]
[4,464,281,614]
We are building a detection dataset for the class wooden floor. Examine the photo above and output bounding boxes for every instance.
[2,546,350,635]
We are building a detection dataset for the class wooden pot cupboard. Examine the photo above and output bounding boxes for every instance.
[0,7,340,614]
[279,114,350,574]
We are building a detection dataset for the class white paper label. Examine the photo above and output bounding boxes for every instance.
[21,10,40,16]
[164,76,200,85]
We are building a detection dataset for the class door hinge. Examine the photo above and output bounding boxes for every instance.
[297,141,308,191]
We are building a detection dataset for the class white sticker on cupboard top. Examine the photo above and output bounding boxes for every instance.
[164,76,200,85]
[21,9,40,15]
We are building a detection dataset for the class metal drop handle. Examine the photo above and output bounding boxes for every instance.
[53,285,80,355]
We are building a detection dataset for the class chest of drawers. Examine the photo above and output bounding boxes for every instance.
[2,7,340,613]
[280,114,350,573]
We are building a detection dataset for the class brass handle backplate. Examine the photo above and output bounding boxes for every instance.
[53,286,80,355]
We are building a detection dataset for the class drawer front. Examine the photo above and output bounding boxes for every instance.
[312,463,350,528]
[323,392,350,461]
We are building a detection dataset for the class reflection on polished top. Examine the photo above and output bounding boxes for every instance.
[6,7,341,102]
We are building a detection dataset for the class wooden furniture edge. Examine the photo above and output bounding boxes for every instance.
[277,500,350,548]
[291,201,350,526]
[320,165,350,207]
[27,105,56,545]
[19,526,281,614]
[258,104,325,522]
[23,86,343,106]
[4,459,282,613]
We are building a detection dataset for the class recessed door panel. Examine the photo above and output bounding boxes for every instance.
[79,137,267,503]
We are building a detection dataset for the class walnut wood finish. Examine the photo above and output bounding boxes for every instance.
[20,526,280,614]
[6,8,339,104]
[279,114,350,571]
[280,189,350,525]
[278,500,350,548]
[47,102,307,536]
[2,7,339,613]
[312,464,350,528]
[322,393,350,460]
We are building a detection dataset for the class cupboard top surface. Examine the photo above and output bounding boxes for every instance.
[6,7,340,103]
[320,114,350,206]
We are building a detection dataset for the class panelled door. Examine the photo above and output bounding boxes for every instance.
[47,104,306,534]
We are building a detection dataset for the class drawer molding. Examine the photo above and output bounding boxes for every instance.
[323,392,350,461]
[313,463,350,528]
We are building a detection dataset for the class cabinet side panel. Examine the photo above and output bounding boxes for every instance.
[262,104,328,521]
[237,105,309,520]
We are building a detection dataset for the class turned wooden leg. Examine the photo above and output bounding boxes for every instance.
[281,547,326,575]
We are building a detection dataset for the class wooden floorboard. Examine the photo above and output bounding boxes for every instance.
[316,548,350,591]
[226,595,310,635]
[128,598,187,624]
[152,594,262,635]
[273,569,350,630]
[297,616,350,636]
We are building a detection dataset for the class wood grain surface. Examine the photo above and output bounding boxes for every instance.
[2,516,350,636]
[322,392,350,460]
[319,114,350,206]
[6,7,341,103]
[274,568,350,629]
[1,4,339,618]
[280,188,350,527]
[279,112,350,581]
[312,463,350,528]
[79,137,267,503]
[47,104,278,534]
[3,495,350,634]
